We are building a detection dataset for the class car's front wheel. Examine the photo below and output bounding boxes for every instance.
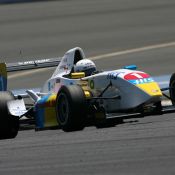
[169,73,175,105]
[56,85,87,132]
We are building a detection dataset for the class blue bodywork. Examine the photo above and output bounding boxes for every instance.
[123,65,137,70]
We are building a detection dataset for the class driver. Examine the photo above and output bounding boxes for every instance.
[74,59,97,76]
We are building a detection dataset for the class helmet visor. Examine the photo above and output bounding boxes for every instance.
[84,67,96,76]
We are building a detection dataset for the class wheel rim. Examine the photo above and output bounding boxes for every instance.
[57,93,70,125]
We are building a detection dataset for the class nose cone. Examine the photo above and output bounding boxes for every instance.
[123,71,162,97]
[136,82,162,97]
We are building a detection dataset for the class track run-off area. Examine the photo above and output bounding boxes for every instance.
[0,0,175,174]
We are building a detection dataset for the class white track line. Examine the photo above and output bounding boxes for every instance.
[8,41,175,79]
[90,41,175,60]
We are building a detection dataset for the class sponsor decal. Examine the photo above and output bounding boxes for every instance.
[128,78,154,85]
[151,89,159,93]
[107,71,154,85]
[89,80,95,89]
[60,65,68,70]
[124,72,150,80]
[107,72,124,80]
[124,72,154,85]
[18,59,51,65]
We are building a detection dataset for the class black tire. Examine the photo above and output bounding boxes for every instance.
[169,73,175,105]
[56,85,87,132]
[0,91,19,139]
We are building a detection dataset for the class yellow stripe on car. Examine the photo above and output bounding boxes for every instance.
[44,94,58,127]
[137,82,162,96]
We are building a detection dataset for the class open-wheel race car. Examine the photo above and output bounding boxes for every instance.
[0,47,175,139]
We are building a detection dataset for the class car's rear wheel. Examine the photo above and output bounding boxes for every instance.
[56,85,87,132]
[0,91,19,139]
[169,73,175,105]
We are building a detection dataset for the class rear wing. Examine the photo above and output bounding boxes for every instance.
[0,57,61,91]
[6,57,61,72]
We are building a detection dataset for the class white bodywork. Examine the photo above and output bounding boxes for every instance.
[40,47,162,112]
[8,98,27,117]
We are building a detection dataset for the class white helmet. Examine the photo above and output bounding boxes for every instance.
[74,59,96,76]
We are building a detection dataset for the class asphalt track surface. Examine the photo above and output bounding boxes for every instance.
[0,0,175,174]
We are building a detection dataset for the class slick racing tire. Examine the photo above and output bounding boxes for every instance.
[0,91,19,139]
[56,85,87,132]
[170,73,175,105]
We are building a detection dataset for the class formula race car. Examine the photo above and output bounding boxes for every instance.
[0,47,175,139]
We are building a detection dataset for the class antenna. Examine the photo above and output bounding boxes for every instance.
[19,50,23,59]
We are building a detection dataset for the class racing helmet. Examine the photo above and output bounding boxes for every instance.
[74,59,96,76]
